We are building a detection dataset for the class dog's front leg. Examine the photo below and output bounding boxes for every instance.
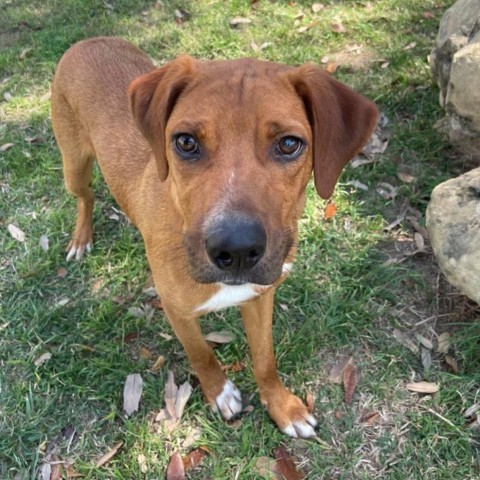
[241,289,317,438]
[161,303,243,420]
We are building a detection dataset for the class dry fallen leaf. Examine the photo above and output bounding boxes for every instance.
[221,360,246,372]
[325,62,337,74]
[406,381,439,394]
[312,3,324,13]
[39,234,49,251]
[359,410,380,425]
[328,357,352,384]
[160,332,173,341]
[165,370,179,419]
[324,201,337,220]
[343,362,358,404]
[182,447,208,472]
[34,352,52,367]
[414,232,425,252]
[0,142,14,152]
[274,446,305,480]
[123,373,143,416]
[415,334,433,350]
[175,381,193,419]
[166,452,185,480]
[331,22,346,33]
[96,441,123,468]
[437,332,450,354]
[204,330,235,344]
[229,17,252,27]
[464,403,480,418]
[3,92,12,102]
[151,354,165,372]
[137,453,148,473]
[421,347,432,370]
[444,354,459,373]
[298,20,318,33]
[393,328,419,353]
[397,165,416,183]
[8,224,25,242]
[65,464,82,477]
[404,41,417,50]
[140,346,153,360]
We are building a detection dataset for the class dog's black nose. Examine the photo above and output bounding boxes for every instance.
[205,216,266,273]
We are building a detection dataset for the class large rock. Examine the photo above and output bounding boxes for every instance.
[430,0,480,152]
[426,167,480,304]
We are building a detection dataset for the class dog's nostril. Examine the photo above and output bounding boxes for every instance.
[216,251,233,267]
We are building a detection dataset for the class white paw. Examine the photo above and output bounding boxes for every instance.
[213,380,243,420]
[281,414,317,438]
[66,242,92,261]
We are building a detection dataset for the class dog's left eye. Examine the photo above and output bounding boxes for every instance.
[276,136,303,158]
[175,133,200,158]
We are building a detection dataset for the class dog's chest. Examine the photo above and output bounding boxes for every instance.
[195,283,262,312]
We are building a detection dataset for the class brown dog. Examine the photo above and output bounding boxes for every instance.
[51,37,378,438]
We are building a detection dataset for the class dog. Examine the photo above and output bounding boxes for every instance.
[51,37,378,438]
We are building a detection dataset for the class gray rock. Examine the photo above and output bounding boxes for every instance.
[426,167,480,304]
[430,0,480,152]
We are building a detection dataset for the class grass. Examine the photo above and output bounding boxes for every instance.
[1,0,480,478]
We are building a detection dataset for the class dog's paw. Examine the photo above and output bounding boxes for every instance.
[66,240,92,261]
[264,389,318,439]
[212,380,243,420]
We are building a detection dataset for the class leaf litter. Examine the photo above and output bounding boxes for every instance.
[123,373,143,417]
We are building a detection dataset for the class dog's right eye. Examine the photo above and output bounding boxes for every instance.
[174,133,200,159]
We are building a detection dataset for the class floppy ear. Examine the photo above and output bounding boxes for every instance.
[289,65,378,199]
[128,55,198,180]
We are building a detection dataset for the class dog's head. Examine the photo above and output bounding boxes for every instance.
[129,57,378,286]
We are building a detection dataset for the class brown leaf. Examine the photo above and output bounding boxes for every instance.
[444,354,459,373]
[343,362,358,404]
[151,355,165,372]
[305,392,315,414]
[324,201,337,220]
[437,332,450,354]
[312,3,324,13]
[182,447,208,472]
[422,11,434,19]
[123,373,143,416]
[331,22,346,33]
[96,441,123,468]
[140,346,153,360]
[204,330,235,344]
[274,446,305,480]
[414,232,425,252]
[221,360,246,372]
[359,411,380,425]
[57,267,67,278]
[51,462,63,480]
[298,20,318,33]
[406,381,439,394]
[328,357,352,384]
[325,62,337,74]
[166,452,185,480]
[8,224,25,242]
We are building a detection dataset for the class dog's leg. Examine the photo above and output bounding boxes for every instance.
[241,289,317,438]
[51,99,95,261]
[161,303,243,419]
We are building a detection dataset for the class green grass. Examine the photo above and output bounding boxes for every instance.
[1,0,480,478]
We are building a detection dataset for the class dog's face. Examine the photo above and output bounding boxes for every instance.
[129,57,378,286]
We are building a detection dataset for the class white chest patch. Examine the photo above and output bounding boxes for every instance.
[196,283,262,313]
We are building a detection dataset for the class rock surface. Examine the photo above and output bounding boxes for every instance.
[430,0,480,153]
[426,167,480,304]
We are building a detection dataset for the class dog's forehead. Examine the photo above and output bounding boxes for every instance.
[171,59,306,128]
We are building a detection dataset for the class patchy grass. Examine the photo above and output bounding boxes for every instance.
[1,0,479,478]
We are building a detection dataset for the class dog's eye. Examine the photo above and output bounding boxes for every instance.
[276,136,303,157]
[175,133,199,157]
